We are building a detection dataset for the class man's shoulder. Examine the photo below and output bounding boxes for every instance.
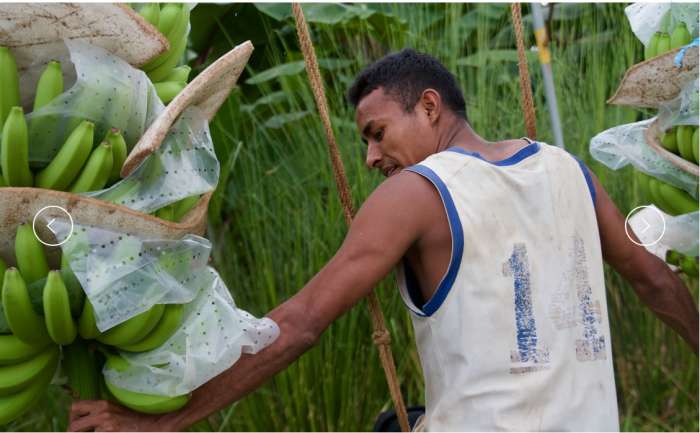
[365,170,445,219]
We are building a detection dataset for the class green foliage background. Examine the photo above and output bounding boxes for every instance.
[14,3,698,432]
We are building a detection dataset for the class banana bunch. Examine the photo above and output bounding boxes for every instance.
[660,125,699,164]
[644,22,692,60]
[1,220,191,421]
[639,172,699,216]
[0,47,131,191]
[136,3,192,104]
[101,349,190,414]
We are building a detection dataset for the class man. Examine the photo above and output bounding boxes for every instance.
[69,49,698,432]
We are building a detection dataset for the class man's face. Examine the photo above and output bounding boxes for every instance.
[355,87,436,177]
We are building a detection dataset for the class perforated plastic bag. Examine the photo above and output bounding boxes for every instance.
[24,39,162,167]
[629,207,699,258]
[87,106,219,214]
[103,267,279,397]
[625,2,699,48]
[589,118,698,198]
[656,78,699,129]
[51,219,210,331]
[47,219,279,395]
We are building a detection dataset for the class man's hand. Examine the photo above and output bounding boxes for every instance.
[68,400,174,432]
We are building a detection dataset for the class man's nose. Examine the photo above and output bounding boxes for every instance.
[365,142,381,169]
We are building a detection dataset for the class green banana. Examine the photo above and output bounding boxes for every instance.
[155,204,176,221]
[0,350,56,425]
[105,380,190,414]
[0,47,20,130]
[0,257,5,284]
[0,345,58,396]
[0,334,49,366]
[661,127,678,153]
[676,125,695,162]
[42,271,77,345]
[156,3,182,37]
[33,61,64,112]
[656,33,671,55]
[147,33,188,82]
[1,269,50,345]
[645,32,661,60]
[172,195,200,222]
[154,80,186,104]
[692,127,699,164]
[0,175,5,187]
[118,304,184,352]
[163,65,191,83]
[103,352,190,414]
[78,299,102,340]
[106,129,128,184]
[62,339,100,400]
[657,181,699,215]
[69,141,113,193]
[670,22,692,49]
[35,120,94,191]
[14,223,49,286]
[138,2,160,27]
[1,107,34,187]
[29,61,64,156]
[97,304,165,347]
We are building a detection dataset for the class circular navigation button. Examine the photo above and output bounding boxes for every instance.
[625,205,666,247]
[32,206,74,247]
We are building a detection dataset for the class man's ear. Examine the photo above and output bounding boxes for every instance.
[420,89,441,125]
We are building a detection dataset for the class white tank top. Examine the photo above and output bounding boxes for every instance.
[397,140,619,431]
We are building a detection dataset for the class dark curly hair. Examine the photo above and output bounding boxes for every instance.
[347,48,467,120]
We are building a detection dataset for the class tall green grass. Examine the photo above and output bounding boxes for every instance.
[15,3,697,432]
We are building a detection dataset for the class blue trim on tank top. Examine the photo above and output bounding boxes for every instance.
[446,141,541,166]
[568,154,597,208]
[403,164,464,317]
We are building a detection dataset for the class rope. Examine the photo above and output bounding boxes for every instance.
[511,3,538,139]
[291,4,410,432]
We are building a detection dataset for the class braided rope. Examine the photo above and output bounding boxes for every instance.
[511,3,538,139]
[291,4,410,432]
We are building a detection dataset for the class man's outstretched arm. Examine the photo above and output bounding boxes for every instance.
[69,170,442,431]
[589,168,699,353]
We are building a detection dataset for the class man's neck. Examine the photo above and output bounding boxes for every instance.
[435,118,487,154]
